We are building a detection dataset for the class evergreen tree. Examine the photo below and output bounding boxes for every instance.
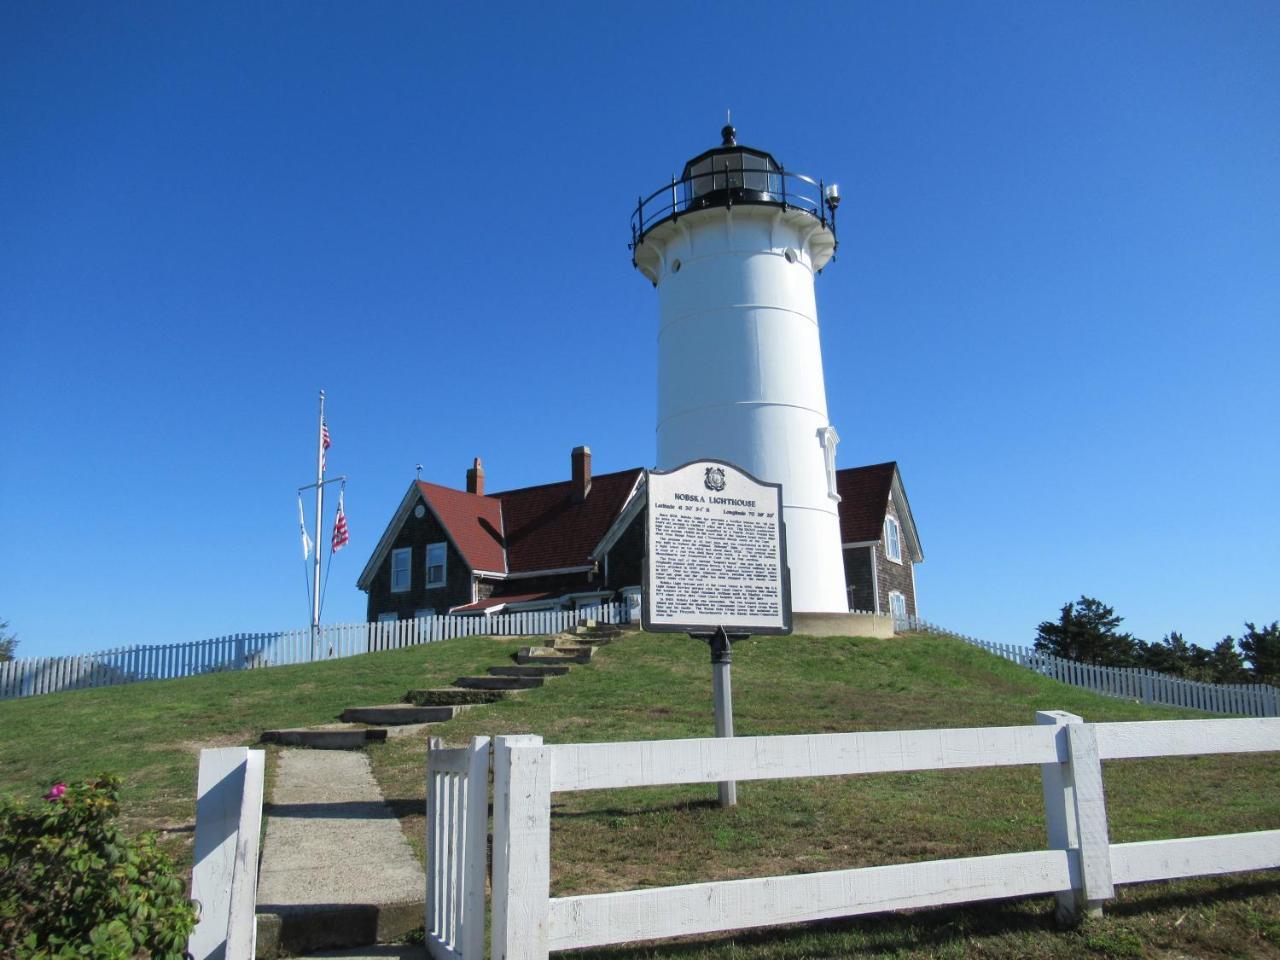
[1232,621,1280,685]
[1138,631,1199,677]
[1034,597,1139,666]
[0,619,16,662]
[1136,631,1247,684]
[1206,637,1249,684]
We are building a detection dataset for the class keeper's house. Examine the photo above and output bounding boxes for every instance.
[358,447,922,622]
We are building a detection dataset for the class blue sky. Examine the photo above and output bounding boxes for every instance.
[2,2,1277,658]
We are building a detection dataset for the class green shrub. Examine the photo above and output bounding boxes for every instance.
[0,775,197,959]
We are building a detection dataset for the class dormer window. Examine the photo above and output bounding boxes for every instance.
[884,515,902,563]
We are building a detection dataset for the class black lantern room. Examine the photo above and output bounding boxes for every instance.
[630,125,840,251]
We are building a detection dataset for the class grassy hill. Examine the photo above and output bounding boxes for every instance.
[1,630,1277,958]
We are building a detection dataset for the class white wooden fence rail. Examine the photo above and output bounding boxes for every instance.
[901,615,1280,718]
[188,747,265,960]
[484,714,1280,960]
[426,736,490,960]
[0,603,630,701]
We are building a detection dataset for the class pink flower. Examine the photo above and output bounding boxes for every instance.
[43,783,67,802]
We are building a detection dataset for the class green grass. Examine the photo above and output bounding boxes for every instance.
[371,631,1280,958]
[1,630,1277,958]
[0,635,527,844]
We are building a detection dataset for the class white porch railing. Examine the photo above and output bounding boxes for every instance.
[0,602,631,701]
[481,714,1280,959]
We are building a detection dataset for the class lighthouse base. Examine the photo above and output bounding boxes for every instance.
[781,505,851,614]
[792,612,896,639]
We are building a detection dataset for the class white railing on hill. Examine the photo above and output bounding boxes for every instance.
[485,713,1280,959]
[900,615,1279,718]
[0,603,630,702]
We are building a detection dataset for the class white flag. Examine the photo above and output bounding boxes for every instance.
[298,495,312,560]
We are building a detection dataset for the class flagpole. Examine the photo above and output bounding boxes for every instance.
[312,390,325,658]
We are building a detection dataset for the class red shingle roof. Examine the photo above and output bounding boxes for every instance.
[416,470,642,576]
[493,469,643,573]
[835,462,896,543]
[415,481,506,573]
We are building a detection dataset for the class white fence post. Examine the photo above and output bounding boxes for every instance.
[426,735,491,960]
[1036,710,1085,924]
[188,747,265,960]
[492,735,551,960]
[1036,710,1116,923]
[1066,721,1114,914]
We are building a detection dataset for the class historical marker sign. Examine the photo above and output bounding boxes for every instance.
[642,459,791,635]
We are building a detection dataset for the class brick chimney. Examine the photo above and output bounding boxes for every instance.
[466,457,484,496]
[571,446,591,502]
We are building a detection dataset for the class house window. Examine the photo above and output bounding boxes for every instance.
[817,426,841,502]
[884,515,902,563]
[414,609,435,620]
[888,591,907,624]
[377,612,398,623]
[425,542,447,588]
[390,547,412,593]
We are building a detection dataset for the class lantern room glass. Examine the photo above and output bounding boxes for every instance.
[684,150,782,204]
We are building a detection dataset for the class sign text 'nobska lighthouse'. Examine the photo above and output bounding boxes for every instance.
[630,125,848,614]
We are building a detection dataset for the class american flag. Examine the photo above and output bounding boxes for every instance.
[321,419,332,472]
[332,490,349,552]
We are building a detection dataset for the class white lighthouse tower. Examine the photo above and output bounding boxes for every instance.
[631,125,848,613]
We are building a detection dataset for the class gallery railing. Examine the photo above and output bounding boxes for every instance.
[630,165,835,248]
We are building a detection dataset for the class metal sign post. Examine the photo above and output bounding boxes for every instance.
[688,625,748,806]
[642,459,792,810]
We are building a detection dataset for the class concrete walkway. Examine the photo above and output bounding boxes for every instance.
[256,750,425,956]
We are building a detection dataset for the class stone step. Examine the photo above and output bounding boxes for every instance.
[281,941,424,960]
[518,645,593,665]
[568,636,616,647]
[340,704,459,725]
[488,664,571,678]
[261,722,438,749]
[550,636,598,649]
[571,623,623,640]
[454,674,544,691]
[404,687,509,707]
[260,724,387,749]
[255,900,425,958]
[552,638,597,651]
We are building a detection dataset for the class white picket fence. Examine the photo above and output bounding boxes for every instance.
[901,616,1280,718]
[468,714,1280,959]
[0,603,631,701]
